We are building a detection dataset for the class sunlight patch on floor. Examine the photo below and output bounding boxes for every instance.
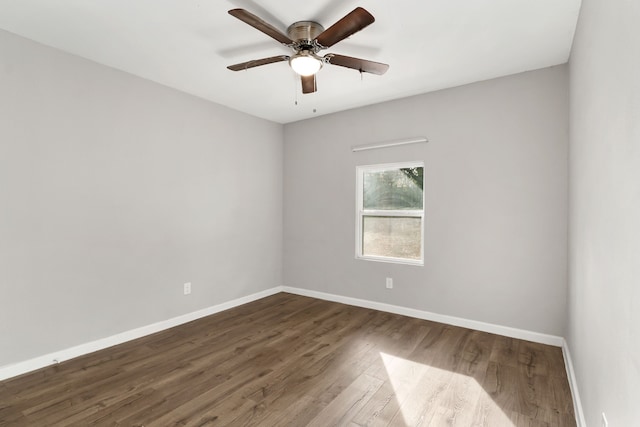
[379,352,514,426]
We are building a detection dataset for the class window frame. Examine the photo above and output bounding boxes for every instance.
[355,161,425,266]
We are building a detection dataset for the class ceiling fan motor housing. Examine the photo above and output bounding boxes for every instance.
[287,21,325,52]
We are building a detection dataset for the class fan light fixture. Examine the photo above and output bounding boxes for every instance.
[289,52,322,76]
[227,8,389,94]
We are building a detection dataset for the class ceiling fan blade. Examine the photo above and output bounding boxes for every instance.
[301,74,317,94]
[228,9,293,45]
[315,7,375,48]
[227,55,289,71]
[325,54,389,75]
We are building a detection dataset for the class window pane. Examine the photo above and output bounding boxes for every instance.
[363,167,423,210]
[362,216,421,260]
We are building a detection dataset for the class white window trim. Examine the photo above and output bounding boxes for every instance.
[355,161,425,266]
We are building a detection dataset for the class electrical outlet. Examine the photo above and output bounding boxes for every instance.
[183,282,191,295]
[601,412,608,427]
[386,277,393,289]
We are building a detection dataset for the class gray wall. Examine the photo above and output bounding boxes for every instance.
[284,66,569,336]
[568,0,640,425]
[0,30,283,366]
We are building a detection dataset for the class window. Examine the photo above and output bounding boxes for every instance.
[356,162,424,265]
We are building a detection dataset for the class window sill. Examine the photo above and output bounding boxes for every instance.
[356,255,424,267]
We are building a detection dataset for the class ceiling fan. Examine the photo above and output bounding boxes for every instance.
[227,7,389,94]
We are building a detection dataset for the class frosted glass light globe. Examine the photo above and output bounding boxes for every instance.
[290,54,322,76]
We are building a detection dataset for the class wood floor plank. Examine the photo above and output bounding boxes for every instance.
[0,293,576,426]
[306,373,384,427]
[471,391,519,426]
[383,365,451,426]
[456,329,497,380]
[490,335,522,368]
[351,380,403,426]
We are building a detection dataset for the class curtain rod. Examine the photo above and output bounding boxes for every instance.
[351,137,428,152]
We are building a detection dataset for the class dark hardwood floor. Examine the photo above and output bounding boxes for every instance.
[0,293,576,426]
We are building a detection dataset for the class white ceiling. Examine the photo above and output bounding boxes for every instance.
[0,0,581,124]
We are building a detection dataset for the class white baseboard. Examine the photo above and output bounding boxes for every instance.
[281,286,565,347]
[1,285,568,385]
[562,339,587,427]
[0,287,283,382]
